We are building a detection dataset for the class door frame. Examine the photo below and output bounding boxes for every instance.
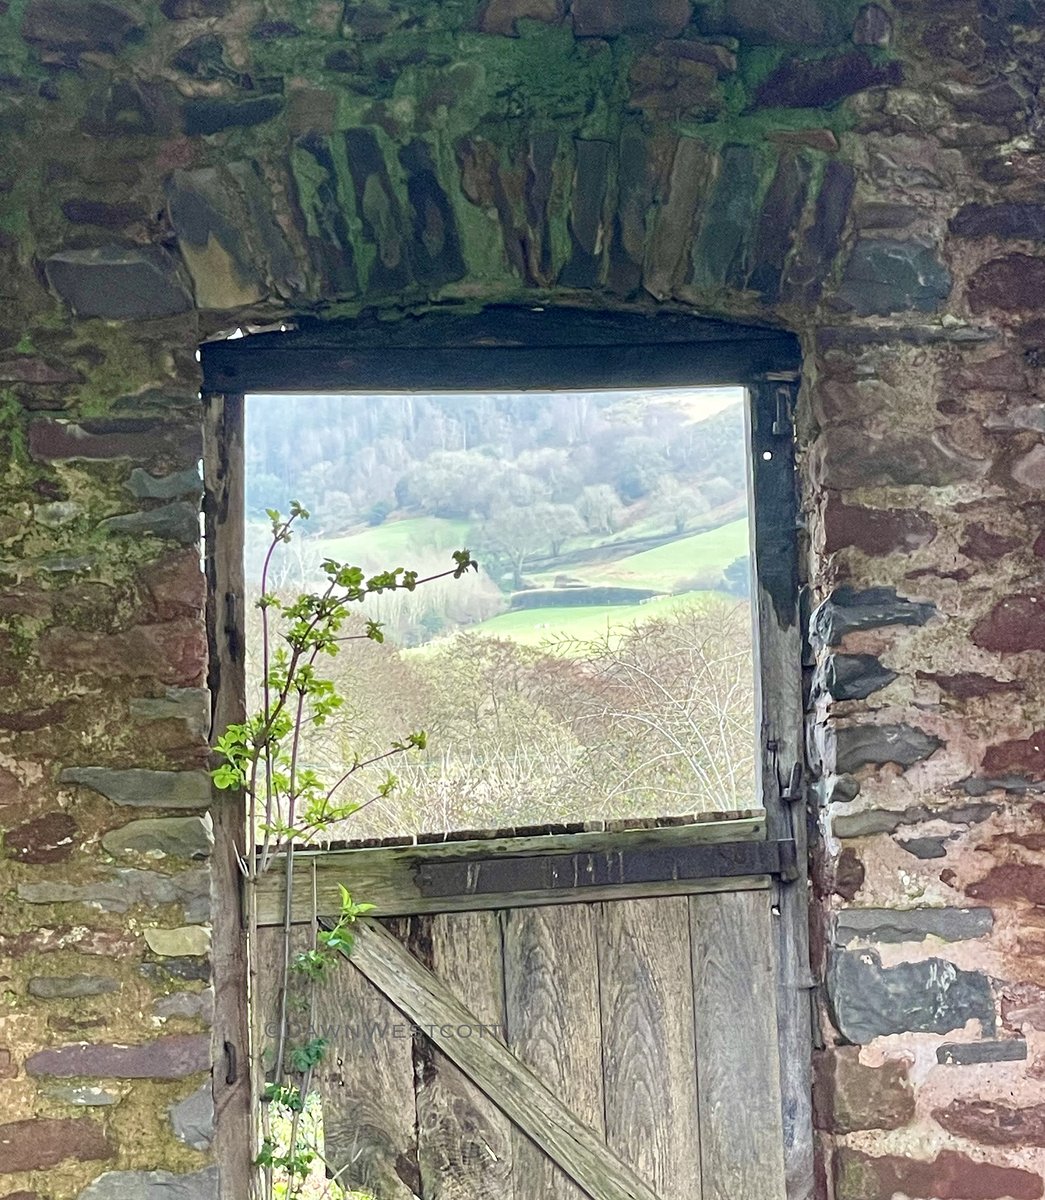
[201,304,810,1200]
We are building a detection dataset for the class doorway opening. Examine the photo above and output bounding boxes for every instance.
[201,307,810,1200]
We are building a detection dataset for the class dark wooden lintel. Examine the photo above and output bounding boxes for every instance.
[416,838,797,900]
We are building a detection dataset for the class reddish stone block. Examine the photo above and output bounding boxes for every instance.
[0,1117,112,1173]
[823,499,936,555]
[476,0,564,35]
[945,351,1028,391]
[1002,982,1045,1032]
[1035,531,1045,557]
[973,594,1045,653]
[969,255,1045,314]
[1,1193,40,1200]
[27,418,200,466]
[833,846,865,901]
[934,1099,1045,1148]
[982,729,1045,780]
[917,671,1022,699]
[0,927,139,957]
[961,523,1022,561]
[813,1046,914,1133]
[25,1034,209,1079]
[39,619,206,687]
[835,1147,1043,1200]
[0,355,82,384]
[141,549,206,621]
[572,0,691,37]
[967,863,1045,906]
[3,812,78,864]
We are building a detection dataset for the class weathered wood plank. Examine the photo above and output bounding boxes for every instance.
[200,326,796,391]
[503,904,604,1200]
[317,919,419,1198]
[342,918,660,1200]
[256,817,768,924]
[597,897,701,1200]
[691,890,786,1200]
[203,391,253,1200]
[415,912,513,1198]
[749,381,813,1200]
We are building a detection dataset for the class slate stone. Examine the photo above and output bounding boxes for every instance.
[129,689,210,740]
[897,836,950,859]
[161,0,229,15]
[168,1083,213,1150]
[22,0,144,55]
[289,134,358,296]
[560,140,612,288]
[26,1035,210,1080]
[836,239,951,316]
[756,50,902,108]
[785,159,855,304]
[398,139,465,288]
[28,976,120,999]
[44,1086,120,1107]
[937,1040,1026,1065]
[644,136,710,299]
[44,249,192,321]
[99,502,199,545]
[344,127,411,295]
[835,907,993,945]
[126,467,203,502]
[141,958,211,984]
[166,166,266,309]
[811,587,936,648]
[170,35,242,84]
[938,80,1026,121]
[834,802,998,839]
[745,153,811,302]
[78,1168,219,1200]
[820,654,897,701]
[852,4,891,47]
[817,323,996,349]
[608,125,654,293]
[18,867,210,921]
[153,988,213,1023]
[60,767,211,810]
[692,143,758,288]
[144,926,211,957]
[524,130,558,286]
[950,203,1045,239]
[101,816,213,860]
[699,0,841,43]
[825,775,861,804]
[834,723,942,773]
[182,95,284,137]
[828,949,996,1044]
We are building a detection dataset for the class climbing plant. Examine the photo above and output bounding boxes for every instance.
[212,502,476,1200]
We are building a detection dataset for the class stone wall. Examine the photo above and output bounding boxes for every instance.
[1,0,1044,1197]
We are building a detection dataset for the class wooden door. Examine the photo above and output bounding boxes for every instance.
[257,819,789,1200]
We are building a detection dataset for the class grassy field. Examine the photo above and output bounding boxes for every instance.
[313,516,470,564]
[467,590,721,646]
[538,517,749,591]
